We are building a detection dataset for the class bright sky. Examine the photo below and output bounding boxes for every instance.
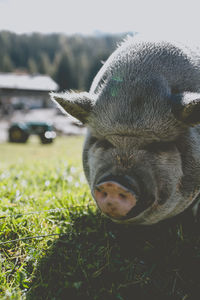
[0,0,200,42]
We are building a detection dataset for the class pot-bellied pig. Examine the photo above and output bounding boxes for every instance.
[51,37,200,225]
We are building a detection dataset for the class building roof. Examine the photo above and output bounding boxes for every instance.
[0,73,58,91]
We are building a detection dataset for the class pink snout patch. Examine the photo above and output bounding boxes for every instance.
[94,181,137,219]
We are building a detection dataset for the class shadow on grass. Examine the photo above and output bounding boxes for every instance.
[27,209,200,300]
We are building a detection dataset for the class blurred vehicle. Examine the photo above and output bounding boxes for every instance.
[8,122,56,144]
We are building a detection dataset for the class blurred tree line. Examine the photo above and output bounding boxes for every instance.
[0,31,130,91]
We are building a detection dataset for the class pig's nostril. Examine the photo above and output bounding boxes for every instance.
[119,193,126,199]
[95,187,107,198]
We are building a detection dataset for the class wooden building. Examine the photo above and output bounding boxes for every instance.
[0,72,58,114]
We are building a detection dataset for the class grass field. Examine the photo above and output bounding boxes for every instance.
[0,137,200,300]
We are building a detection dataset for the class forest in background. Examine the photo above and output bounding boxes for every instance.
[0,31,132,91]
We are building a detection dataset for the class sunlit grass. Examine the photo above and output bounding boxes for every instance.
[0,136,94,298]
[0,136,83,167]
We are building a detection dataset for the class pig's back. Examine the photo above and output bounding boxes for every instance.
[90,38,200,95]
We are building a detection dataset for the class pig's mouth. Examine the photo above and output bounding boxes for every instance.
[93,175,155,220]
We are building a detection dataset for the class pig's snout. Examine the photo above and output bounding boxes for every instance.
[94,181,137,219]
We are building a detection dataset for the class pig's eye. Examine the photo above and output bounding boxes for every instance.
[96,139,113,150]
[89,137,113,149]
[145,141,175,152]
[89,136,98,145]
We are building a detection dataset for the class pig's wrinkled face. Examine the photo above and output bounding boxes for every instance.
[83,131,183,224]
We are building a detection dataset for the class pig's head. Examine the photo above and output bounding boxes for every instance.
[51,41,200,225]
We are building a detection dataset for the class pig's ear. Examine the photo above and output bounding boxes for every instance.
[172,92,200,125]
[50,91,94,123]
